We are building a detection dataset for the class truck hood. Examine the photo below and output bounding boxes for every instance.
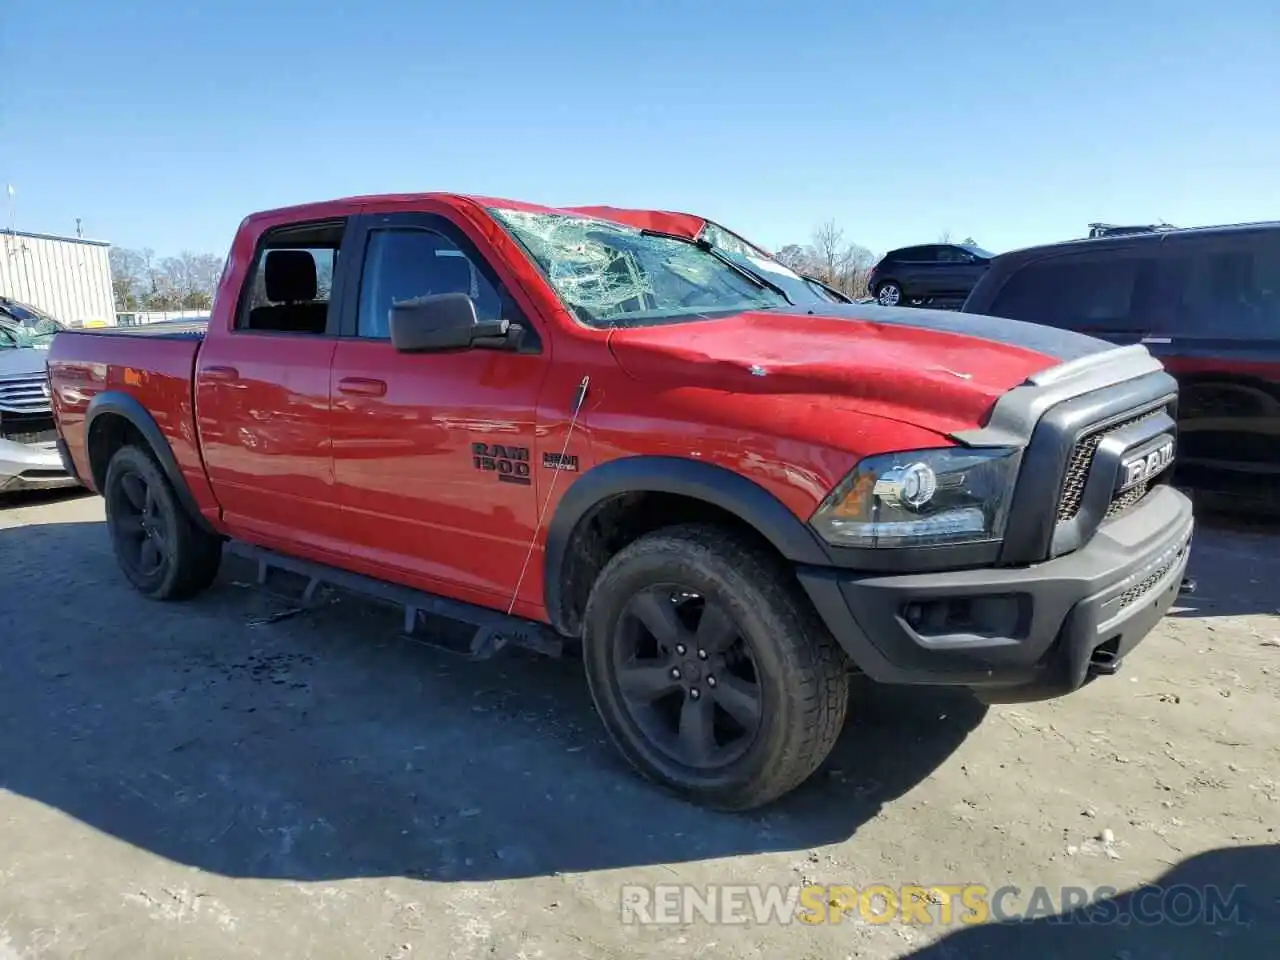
[0,344,50,379]
[607,304,1113,436]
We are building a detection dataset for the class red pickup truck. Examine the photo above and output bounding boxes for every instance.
[48,193,1194,810]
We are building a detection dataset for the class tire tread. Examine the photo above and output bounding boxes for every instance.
[584,522,849,810]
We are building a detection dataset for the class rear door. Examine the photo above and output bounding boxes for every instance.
[932,246,984,299]
[194,218,348,556]
[894,246,936,297]
[327,211,551,609]
[1147,229,1280,498]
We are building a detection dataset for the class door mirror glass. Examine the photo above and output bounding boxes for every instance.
[390,292,508,352]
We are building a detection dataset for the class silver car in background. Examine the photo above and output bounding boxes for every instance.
[0,298,78,493]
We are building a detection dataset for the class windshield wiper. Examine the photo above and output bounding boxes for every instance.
[639,229,794,305]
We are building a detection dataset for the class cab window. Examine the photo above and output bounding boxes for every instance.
[355,228,505,340]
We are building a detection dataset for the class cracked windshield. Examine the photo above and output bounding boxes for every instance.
[491,207,788,327]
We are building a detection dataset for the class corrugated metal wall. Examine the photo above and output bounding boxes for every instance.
[0,230,116,326]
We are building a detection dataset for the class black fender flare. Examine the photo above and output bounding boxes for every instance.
[85,392,219,536]
[542,455,832,635]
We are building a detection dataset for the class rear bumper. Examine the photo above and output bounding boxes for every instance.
[0,438,79,493]
[797,485,1193,702]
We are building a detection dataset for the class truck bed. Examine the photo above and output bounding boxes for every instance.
[47,326,209,506]
[68,319,208,340]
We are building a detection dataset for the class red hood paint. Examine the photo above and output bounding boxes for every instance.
[607,309,1057,436]
[566,205,709,240]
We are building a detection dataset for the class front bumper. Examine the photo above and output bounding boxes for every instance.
[0,437,79,493]
[797,485,1193,702]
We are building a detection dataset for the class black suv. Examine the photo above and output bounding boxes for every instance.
[962,221,1280,513]
[868,243,994,308]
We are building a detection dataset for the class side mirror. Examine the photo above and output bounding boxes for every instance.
[389,292,509,353]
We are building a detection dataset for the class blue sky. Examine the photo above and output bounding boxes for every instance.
[3,0,1277,260]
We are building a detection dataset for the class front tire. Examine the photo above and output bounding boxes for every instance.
[582,524,849,810]
[875,281,902,306]
[103,444,223,600]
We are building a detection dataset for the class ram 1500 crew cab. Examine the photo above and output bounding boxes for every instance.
[47,194,1194,810]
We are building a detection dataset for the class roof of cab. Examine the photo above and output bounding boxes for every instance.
[242,193,625,225]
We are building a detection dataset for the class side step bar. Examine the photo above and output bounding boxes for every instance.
[228,542,565,660]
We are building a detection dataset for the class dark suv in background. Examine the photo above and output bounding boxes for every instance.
[868,243,994,308]
[963,221,1280,513]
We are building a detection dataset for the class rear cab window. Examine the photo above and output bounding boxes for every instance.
[236,220,345,335]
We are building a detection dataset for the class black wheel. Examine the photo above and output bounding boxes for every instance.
[875,281,902,306]
[103,444,223,600]
[582,524,849,810]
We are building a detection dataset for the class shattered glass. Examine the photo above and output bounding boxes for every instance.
[697,221,773,261]
[489,208,786,328]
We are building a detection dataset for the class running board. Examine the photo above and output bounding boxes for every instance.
[227,543,564,660]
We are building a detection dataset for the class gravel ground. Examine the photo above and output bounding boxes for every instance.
[0,490,1276,960]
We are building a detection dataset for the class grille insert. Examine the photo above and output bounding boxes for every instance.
[1058,408,1167,523]
[1117,544,1187,610]
[0,375,51,414]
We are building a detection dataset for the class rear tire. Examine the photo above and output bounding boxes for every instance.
[103,444,222,600]
[582,524,849,810]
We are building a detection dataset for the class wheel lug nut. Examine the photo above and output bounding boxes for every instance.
[707,676,717,688]
[697,649,708,660]
[670,667,681,680]
[690,688,701,700]
[676,644,686,655]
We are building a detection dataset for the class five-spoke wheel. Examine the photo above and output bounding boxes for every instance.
[583,524,849,810]
[614,586,763,769]
[103,444,223,600]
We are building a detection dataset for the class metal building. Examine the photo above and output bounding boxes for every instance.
[0,229,116,327]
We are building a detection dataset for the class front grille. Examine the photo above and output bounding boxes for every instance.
[0,374,51,413]
[0,410,57,446]
[1104,480,1149,520]
[1117,543,1188,610]
[1057,408,1166,522]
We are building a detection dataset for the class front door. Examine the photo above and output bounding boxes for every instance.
[328,212,550,611]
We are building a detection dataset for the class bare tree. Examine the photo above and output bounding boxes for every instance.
[138,248,161,298]
[109,246,225,312]
[840,242,877,298]
[773,223,880,298]
[108,247,145,310]
[938,229,954,244]
[773,243,820,275]
[812,220,849,283]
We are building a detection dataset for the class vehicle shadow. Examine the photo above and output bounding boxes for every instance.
[904,843,1279,958]
[0,485,94,510]
[1170,510,1280,620]
[0,518,986,884]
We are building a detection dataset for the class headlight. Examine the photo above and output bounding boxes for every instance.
[810,447,1021,548]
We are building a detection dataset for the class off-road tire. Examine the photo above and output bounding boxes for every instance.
[103,444,223,600]
[582,523,849,810]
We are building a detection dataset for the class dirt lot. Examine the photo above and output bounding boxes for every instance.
[1,490,1276,959]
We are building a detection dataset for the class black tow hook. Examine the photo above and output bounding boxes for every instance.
[1179,576,1197,595]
